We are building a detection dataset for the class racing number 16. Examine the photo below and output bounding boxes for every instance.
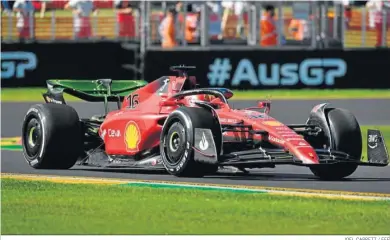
[127,94,139,109]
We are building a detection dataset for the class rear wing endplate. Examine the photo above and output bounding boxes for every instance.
[364,129,389,166]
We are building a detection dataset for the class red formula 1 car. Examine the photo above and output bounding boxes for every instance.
[22,66,389,180]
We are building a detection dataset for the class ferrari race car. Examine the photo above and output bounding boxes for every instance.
[22,65,389,180]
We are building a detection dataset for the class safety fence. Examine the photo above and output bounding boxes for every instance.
[1,1,389,48]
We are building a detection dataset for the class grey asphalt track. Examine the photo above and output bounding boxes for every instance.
[2,99,390,193]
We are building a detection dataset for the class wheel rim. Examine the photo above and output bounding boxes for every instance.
[169,132,180,152]
[165,122,186,165]
[28,126,38,147]
[23,118,42,159]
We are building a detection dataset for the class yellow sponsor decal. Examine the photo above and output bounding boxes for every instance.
[125,121,141,153]
[1,137,22,146]
[263,121,283,127]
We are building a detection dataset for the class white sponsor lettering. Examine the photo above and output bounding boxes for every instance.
[199,132,209,151]
[277,131,295,134]
[27,108,39,114]
[100,129,107,139]
[296,146,311,149]
[108,129,121,138]
[368,134,378,143]
[242,110,265,119]
[286,137,305,141]
[269,135,285,144]
[219,118,239,124]
[158,78,170,93]
[275,127,290,130]
[368,134,378,149]
[113,112,124,116]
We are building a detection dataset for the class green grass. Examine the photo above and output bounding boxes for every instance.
[1,178,390,235]
[2,88,390,102]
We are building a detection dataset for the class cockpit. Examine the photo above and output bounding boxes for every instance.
[141,65,233,109]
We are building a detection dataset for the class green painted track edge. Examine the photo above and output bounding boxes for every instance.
[122,182,268,194]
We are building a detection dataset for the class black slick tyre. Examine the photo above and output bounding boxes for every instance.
[309,108,362,180]
[22,103,83,169]
[160,106,222,177]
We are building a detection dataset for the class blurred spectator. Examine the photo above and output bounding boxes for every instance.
[185,4,199,43]
[207,1,221,14]
[289,2,311,41]
[159,7,177,48]
[175,1,183,12]
[221,0,246,39]
[174,1,183,41]
[114,0,135,38]
[207,1,223,38]
[65,0,97,39]
[288,19,310,41]
[13,0,34,40]
[368,0,376,29]
[334,0,353,27]
[32,0,51,18]
[366,0,390,47]
[2,0,15,15]
[260,5,277,47]
[344,2,352,26]
[38,0,51,18]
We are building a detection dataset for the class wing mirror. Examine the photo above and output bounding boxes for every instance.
[258,101,271,113]
[222,90,233,99]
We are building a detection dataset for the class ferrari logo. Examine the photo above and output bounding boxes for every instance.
[263,121,282,127]
[125,121,141,152]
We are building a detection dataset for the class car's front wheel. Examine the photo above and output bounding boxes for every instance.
[308,108,362,180]
[160,107,222,177]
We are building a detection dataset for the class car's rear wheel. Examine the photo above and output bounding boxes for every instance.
[22,104,83,169]
[160,107,222,177]
[308,108,361,180]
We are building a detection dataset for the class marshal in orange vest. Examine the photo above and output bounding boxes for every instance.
[260,5,277,47]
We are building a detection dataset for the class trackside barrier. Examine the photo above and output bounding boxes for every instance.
[144,48,390,89]
[0,42,138,87]
[2,43,389,88]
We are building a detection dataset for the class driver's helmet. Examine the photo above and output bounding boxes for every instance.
[183,76,217,104]
[185,94,212,106]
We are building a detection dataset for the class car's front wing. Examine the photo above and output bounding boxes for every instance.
[214,129,389,168]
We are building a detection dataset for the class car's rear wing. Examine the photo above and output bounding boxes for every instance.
[42,79,147,113]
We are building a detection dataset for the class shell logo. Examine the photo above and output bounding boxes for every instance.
[125,121,141,152]
[263,121,283,127]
